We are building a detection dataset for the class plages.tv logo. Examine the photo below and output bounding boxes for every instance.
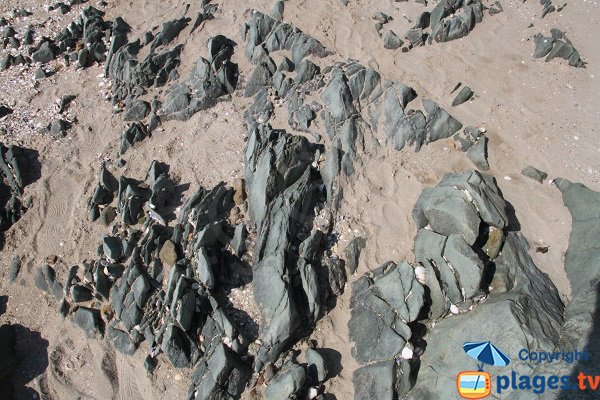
[456,341,511,399]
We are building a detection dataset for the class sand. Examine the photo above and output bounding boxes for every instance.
[1,0,599,398]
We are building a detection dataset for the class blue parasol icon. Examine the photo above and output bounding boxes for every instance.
[463,341,511,371]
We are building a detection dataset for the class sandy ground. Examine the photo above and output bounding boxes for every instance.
[1,0,599,398]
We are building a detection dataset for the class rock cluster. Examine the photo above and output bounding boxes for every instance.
[317,61,462,207]
[348,170,558,399]
[533,28,585,68]
[1,5,113,71]
[157,35,238,122]
[0,143,30,242]
[244,121,332,371]
[38,159,262,398]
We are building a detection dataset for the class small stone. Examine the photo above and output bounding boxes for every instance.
[0,105,13,119]
[103,236,124,261]
[45,255,58,264]
[73,307,101,337]
[32,42,55,64]
[467,136,489,170]
[159,240,178,267]
[99,206,117,226]
[71,285,94,303]
[9,256,21,283]
[49,119,70,138]
[306,348,328,384]
[232,178,246,206]
[451,86,474,107]
[383,30,403,50]
[521,166,548,183]
[123,100,150,121]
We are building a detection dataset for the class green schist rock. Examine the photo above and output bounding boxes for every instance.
[466,135,489,170]
[264,362,306,400]
[383,30,404,50]
[451,85,473,107]
[305,347,328,384]
[348,261,424,364]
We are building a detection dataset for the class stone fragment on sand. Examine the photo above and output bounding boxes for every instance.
[73,307,101,337]
[343,237,366,274]
[383,30,404,49]
[522,166,548,183]
[451,86,473,106]
[466,135,489,170]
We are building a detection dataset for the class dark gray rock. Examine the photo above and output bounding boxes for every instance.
[34,264,63,299]
[264,362,306,400]
[103,235,124,261]
[354,360,409,400]
[405,27,424,47]
[34,67,47,80]
[78,48,90,67]
[49,119,71,138]
[327,257,346,296]
[57,94,76,113]
[451,85,473,106]
[466,135,489,170]
[71,285,93,303]
[150,17,190,52]
[383,30,403,49]
[188,342,251,400]
[522,165,547,183]
[230,224,247,256]
[343,237,366,274]
[32,42,55,63]
[0,54,14,70]
[372,12,392,24]
[244,61,273,97]
[533,34,555,58]
[161,324,192,368]
[422,99,463,143]
[348,261,423,364]
[8,256,20,283]
[306,347,328,384]
[0,105,12,119]
[452,126,481,151]
[271,0,284,20]
[545,39,585,68]
[73,307,101,337]
[294,59,320,84]
[196,247,215,289]
[408,233,563,399]
[123,100,150,121]
[107,324,137,355]
[119,123,147,155]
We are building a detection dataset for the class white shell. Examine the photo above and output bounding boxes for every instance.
[401,345,414,360]
[450,304,460,314]
[414,265,427,284]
